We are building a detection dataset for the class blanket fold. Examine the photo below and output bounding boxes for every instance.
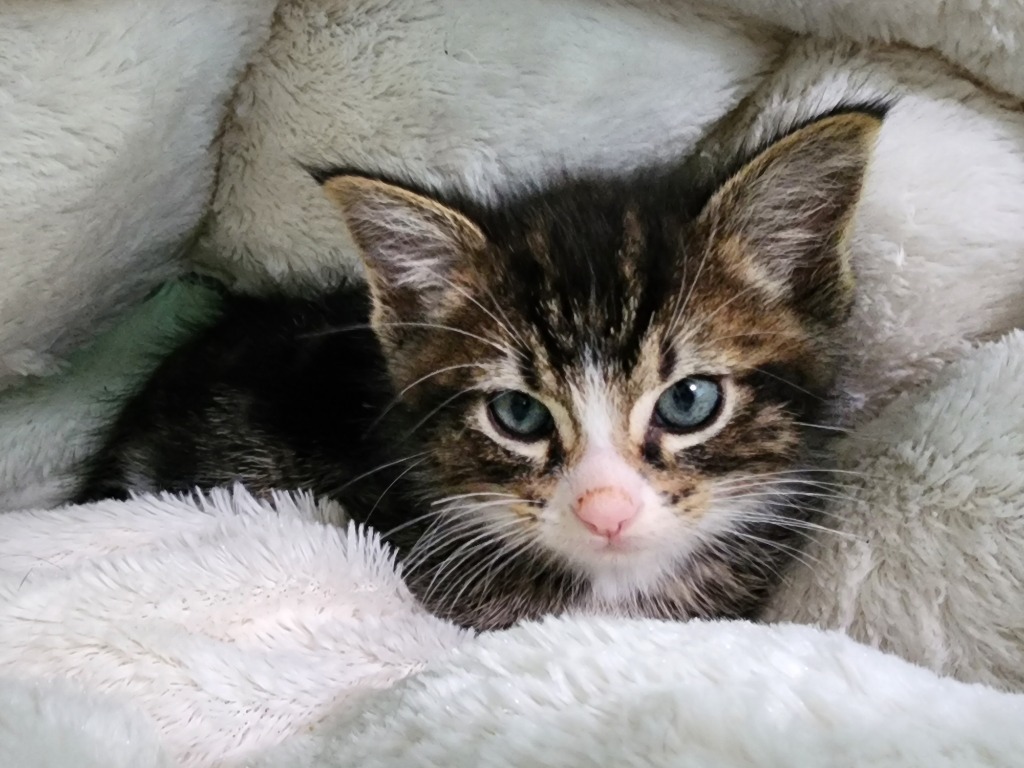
[4,1,1024,766]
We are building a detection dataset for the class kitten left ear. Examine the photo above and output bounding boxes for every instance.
[322,175,486,323]
[700,111,882,323]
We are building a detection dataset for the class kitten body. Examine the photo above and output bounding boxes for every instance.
[79,111,882,630]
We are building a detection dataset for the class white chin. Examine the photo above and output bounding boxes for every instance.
[585,550,677,605]
[536,506,698,606]
[544,533,685,605]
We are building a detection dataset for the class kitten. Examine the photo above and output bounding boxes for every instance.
[78,110,882,630]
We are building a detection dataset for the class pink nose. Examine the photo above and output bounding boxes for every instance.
[573,487,640,537]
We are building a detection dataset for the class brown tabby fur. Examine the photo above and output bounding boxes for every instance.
[80,111,882,630]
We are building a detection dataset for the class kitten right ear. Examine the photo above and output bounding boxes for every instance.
[322,175,486,324]
[699,111,882,323]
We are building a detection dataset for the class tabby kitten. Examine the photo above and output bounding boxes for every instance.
[79,110,881,630]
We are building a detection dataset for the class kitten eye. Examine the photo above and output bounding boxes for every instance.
[487,391,553,441]
[653,377,722,432]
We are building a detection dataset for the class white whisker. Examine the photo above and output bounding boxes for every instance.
[723,489,862,506]
[430,491,519,505]
[365,362,490,435]
[436,275,529,354]
[330,451,429,495]
[307,320,516,358]
[364,457,428,524]
[400,386,479,440]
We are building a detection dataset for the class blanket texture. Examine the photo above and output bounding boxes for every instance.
[4,331,1024,767]
[764,330,1024,690]
[0,0,273,386]
[2,0,1024,766]
[2,484,1024,768]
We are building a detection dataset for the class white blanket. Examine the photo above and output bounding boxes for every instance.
[4,331,1024,767]
[3,1,1024,766]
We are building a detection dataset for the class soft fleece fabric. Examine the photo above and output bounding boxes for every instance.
[4,332,1024,766]
[2,1,1024,765]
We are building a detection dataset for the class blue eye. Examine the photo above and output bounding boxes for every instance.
[653,377,722,432]
[488,391,553,440]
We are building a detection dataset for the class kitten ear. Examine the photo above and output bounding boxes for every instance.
[322,175,486,322]
[700,111,882,323]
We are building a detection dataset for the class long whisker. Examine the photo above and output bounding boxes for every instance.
[709,536,789,583]
[405,500,539,547]
[404,495,536,576]
[418,524,519,602]
[440,498,540,517]
[305,320,516,358]
[472,534,540,602]
[399,386,479,441]
[724,488,863,506]
[365,362,488,435]
[481,284,530,351]
[329,450,429,495]
[403,505,519,571]
[713,476,858,492]
[378,495,528,544]
[729,529,823,572]
[450,540,539,616]
[792,421,893,444]
[752,366,827,403]
[433,527,535,612]
[725,512,856,540]
[667,231,708,336]
[430,491,519,506]
[673,281,765,347]
[436,275,529,354]
[380,509,446,540]
[364,457,428,524]
[713,468,871,484]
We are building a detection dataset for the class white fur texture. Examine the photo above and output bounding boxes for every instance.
[300,618,1024,768]
[709,0,1024,98]
[766,329,1024,691]
[0,488,468,767]
[197,0,776,291]
[0,0,275,387]
[3,2,1024,765]
[5,429,1024,768]
[0,677,171,768]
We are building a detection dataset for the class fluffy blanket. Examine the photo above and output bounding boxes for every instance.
[4,331,1024,767]
[3,0,1024,766]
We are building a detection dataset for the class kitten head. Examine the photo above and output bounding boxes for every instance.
[323,111,880,626]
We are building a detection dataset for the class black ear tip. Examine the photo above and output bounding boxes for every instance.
[813,99,892,127]
[298,162,371,186]
[295,161,324,184]
[306,165,334,185]
[863,97,893,122]
[776,100,890,149]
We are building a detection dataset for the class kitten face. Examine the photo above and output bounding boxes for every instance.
[324,111,880,624]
